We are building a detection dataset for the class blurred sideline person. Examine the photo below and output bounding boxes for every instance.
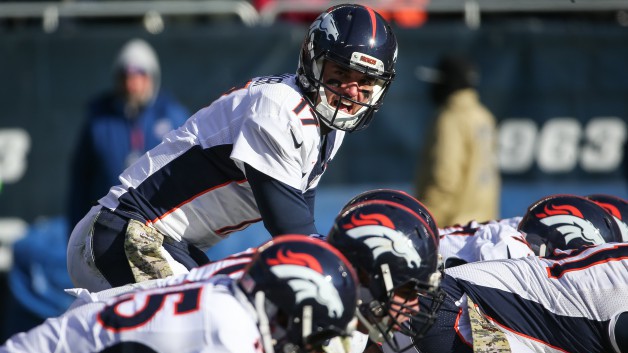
[414,53,500,227]
[67,4,399,292]
[1,235,359,353]
[68,38,189,229]
[0,38,190,341]
[65,194,443,353]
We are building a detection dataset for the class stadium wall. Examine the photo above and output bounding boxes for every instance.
[0,18,626,259]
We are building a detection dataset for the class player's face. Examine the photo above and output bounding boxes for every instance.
[389,285,420,329]
[320,61,376,115]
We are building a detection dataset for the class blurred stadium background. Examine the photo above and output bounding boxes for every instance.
[0,0,626,288]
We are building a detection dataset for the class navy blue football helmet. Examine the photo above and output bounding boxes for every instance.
[239,235,358,353]
[327,200,442,352]
[586,194,628,242]
[342,189,440,237]
[518,194,622,256]
[297,4,398,132]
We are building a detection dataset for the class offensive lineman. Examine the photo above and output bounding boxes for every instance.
[380,193,626,353]
[2,236,359,353]
[67,4,399,291]
[412,242,628,353]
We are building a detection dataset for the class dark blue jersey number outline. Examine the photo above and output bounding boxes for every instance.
[97,286,203,332]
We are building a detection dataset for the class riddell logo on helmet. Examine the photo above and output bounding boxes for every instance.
[351,52,384,74]
[360,56,377,65]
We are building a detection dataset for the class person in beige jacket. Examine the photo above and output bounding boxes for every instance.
[414,53,500,227]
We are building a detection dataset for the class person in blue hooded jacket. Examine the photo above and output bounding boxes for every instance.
[67,38,189,230]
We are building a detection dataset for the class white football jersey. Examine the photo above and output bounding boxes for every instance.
[438,217,533,265]
[445,242,628,353]
[98,74,344,250]
[1,277,262,353]
[66,247,368,353]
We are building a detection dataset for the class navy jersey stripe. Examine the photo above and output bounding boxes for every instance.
[116,144,245,221]
[457,279,613,353]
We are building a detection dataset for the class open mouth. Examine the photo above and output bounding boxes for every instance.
[332,97,354,114]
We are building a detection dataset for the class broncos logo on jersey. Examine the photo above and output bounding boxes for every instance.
[267,249,344,318]
[310,11,339,42]
[536,204,605,245]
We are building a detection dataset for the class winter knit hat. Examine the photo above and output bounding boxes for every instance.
[113,38,161,95]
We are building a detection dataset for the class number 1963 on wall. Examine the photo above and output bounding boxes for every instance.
[498,117,626,174]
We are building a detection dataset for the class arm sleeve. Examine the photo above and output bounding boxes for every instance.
[304,188,316,217]
[244,163,318,236]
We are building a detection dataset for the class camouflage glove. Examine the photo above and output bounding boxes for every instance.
[124,219,174,282]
